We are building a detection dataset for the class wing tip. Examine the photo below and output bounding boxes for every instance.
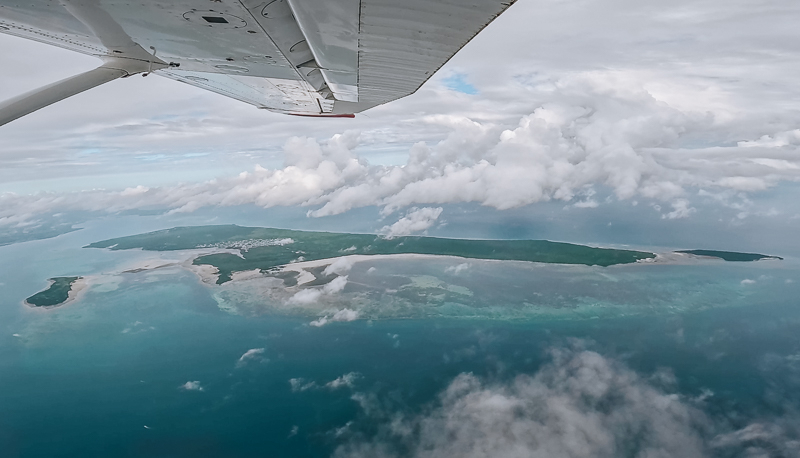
[287,113,355,118]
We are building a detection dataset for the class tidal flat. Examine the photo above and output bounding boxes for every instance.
[676,249,783,262]
[24,226,784,317]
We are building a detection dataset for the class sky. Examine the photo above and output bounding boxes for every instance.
[1,0,800,249]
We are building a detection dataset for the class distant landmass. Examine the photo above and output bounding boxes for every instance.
[25,226,784,309]
[25,277,83,307]
[676,250,783,262]
[1,224,80,247]
[86,225,657,284]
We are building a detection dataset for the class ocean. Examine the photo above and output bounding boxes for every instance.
[1,217,799,457]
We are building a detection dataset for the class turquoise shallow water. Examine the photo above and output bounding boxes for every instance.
[1,224,800,457]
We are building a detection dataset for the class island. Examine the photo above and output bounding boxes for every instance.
[676,250,783,262]
[25,228,781,316]
[25,276,83,307]
[86,225,657,284]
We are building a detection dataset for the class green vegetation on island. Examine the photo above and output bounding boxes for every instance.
[1,224,80,247]
[87,225,656,284]
[677,250,783,262]
[25,276,82,307]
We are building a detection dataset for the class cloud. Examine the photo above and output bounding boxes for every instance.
[325,372,361,390]
[309,317,328,327]
[331,308,360,322]
[335,348,712,458]
[380,207,444,238]
[310,308,360,327]
[236,348,266,368]
[289,275,349,308]
[332,421,354,438]
[179,381,203,391]
[324,276,349,294]
[5,0,800,235]
[5,82,800,230]
[324,257,355,276]
[444,263,471,274]
[739,130,800,148]
[573,199,599,208]
[288,289,323,305]
[5,80,800,229]
[741,279,756,285]
[337,345,800,458]
[662,199,696,220]
[290,372,361,393]
[289,378,317,392]
[335,345,800,458]
[119,185,150,196]
[711,422,800,457]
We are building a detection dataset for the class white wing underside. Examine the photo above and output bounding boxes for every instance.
[0,0,516,119]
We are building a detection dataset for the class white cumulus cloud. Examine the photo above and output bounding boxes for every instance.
[380,207,444,238]
[324,257,355,276]
[289,275,349,308]
[445,263,471,274]
[5,84,800,229]
[325,372,361,390]
[179,381,204,392]
[288,289,323,305]
[289,378,317,392]
[324,275,349,294]
[236,348,266,368]
[310,308,360,327]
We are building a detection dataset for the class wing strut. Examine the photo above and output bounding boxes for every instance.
[0,58,158,127]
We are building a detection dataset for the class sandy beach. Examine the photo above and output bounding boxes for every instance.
[24,247,753,311]
[23,276,89,310]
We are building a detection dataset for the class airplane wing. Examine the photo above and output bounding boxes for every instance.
[0,0,516,125]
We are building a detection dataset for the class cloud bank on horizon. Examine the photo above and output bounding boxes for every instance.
[1,0,800,235]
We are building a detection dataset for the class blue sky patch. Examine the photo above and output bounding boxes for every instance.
[442,74,478,95]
